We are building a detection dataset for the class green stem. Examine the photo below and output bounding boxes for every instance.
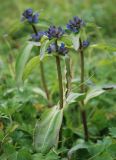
[31,24,50,103]
[79,38,89,141]
[56,56,64,109]
[65,56,71,98]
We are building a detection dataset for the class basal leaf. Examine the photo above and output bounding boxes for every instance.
[34,106,63,153]
[23,56,40,80]
[68,142,88,160]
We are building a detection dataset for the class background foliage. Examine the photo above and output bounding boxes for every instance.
[0,0,116,159]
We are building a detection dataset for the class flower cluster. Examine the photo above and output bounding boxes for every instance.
[31,31,45,41]
[47,43,68,56]
[22,8,39,23]
[46,26,65,39]
[67,16,84,33]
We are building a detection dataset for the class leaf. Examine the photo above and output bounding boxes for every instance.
[15,43,33,85]
[36,18,51,29]
[68,142,88,160]
[89,152,113,160]
[66,92,85,105]
[84,87,105,104]
[32,151,60,160]
[34,106,63,153]
[88,137,112,159]
[107,144,116,158]
[32,87,47,99]
[109,127,116,138]
[91,43,116,52]
[84,85,116,104]
[32,153,44,160]
[40,39,49,60]
[17,148,32,160]
[22,56,40,80]
[60,36,72,46]
[71,34,80,50]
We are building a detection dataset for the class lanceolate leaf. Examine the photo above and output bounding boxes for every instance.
[84,87,105,104]
[34,106,63,153]
[15,43,33,85]
[23,56,40,80]
[66,92,85,105]
[84,85,116,104]
[91,43,116,52]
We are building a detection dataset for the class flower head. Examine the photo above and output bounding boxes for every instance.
[22,8,39,23]
[47,43,68,56]
[46,26,65,39]
[31,31,45,41]
[67,16,84,33]
[82,40,89,48]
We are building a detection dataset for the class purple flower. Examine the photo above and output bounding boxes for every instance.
[23,8,33,18]
[47,43,68,56]
[22,8,39,24]
[58,43,68,56]
[31,31,45,41]
[82,40,89,48]
[67,16,84,33]
[32,13,39,23]
[46,26,65,39]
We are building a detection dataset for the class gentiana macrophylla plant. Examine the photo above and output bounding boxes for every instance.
[15,8,116,159]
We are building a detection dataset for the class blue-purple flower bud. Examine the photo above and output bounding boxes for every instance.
[47,43,68,56]
[67,16,84,33]
[46,26,65,39]
[58,43,68,56]
[82,40,89,48]
[22,8,39,24]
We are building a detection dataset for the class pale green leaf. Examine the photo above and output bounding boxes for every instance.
[68,142,88,160]
[60,35,72,46]
[32,87,47,99]
[23,56,40,80]
[84,87,105,104]
[34,106,63,153]
[40,39,49,60]
[91,43,116,52]
[66,92,85,104]
[71,34,80,50]
[15,43,33,85]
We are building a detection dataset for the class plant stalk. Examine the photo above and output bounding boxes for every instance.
[55,56,64,109]
[79,38,89,141]
[31,24,50,102]
[65,56,71,98]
